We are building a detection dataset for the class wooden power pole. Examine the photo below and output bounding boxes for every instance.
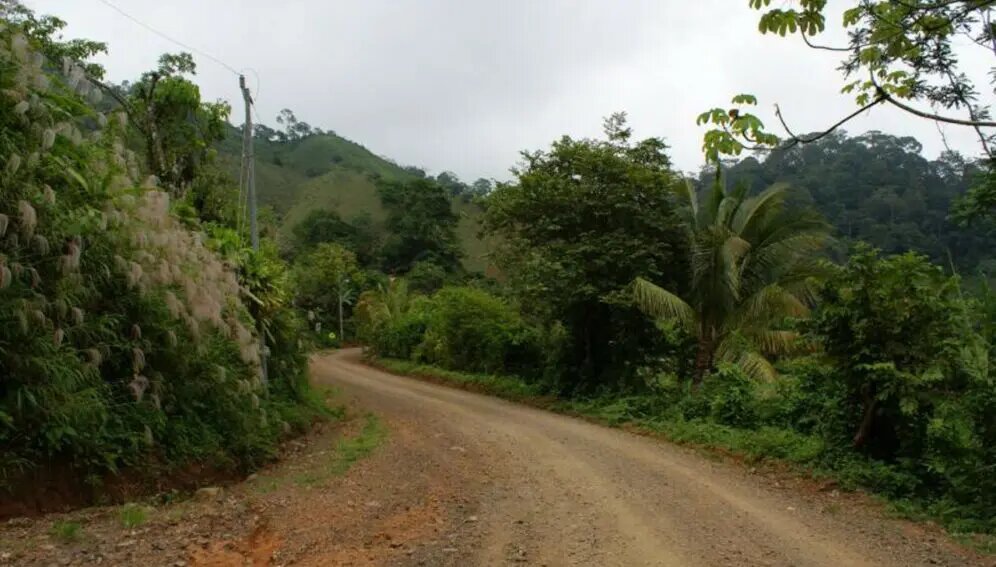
[239,75,267,384]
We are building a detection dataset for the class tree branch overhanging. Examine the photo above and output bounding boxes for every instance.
[870,78,996,128]
[720,124,774,153]
[799,32,852,52]
[775,96,886,148]
[940,67,994,157]
[890,0,991,12]
[89,78,145,135]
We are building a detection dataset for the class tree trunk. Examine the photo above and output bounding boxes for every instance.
[583,323,594,383]
[338,293,344,342]
[143,75,168,188]
[692,337,713,387]
[852,386,876,448]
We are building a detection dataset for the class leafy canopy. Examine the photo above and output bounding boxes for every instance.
[484,113,688,389]
[293,243,366,320]
[377,178,461,273]
[703,130,996,272]
[125,52,231,193]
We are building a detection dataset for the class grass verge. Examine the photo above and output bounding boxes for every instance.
[327,413,388,476]
[371,358,545,402]
[294,413,388,486]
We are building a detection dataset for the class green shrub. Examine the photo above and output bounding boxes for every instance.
[49,520,83,542]
[704,365,758,428]
[760,357,848,436]
[118,504,148,529]
[376,304,430,360]
[415,287,542,375]
[808,245,996,528]
[406,260,448,295]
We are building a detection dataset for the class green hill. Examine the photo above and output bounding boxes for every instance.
[219,128,490,272]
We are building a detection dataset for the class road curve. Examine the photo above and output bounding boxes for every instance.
[314,349,989,567]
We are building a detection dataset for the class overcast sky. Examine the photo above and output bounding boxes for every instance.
[25,0,996,181]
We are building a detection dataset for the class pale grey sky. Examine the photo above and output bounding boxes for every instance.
[25,0,996,181]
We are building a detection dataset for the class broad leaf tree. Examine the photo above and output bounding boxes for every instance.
[126,53,230,194]
[293,243,366,339]
[377,178,461,273]
[484,113,688,391]
[809,245,983,453]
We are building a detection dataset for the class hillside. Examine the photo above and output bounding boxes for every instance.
[703,131,996,273]
[219,128,490,272]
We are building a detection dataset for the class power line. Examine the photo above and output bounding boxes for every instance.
[94,0,241,76]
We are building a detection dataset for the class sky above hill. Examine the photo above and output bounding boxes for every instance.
[26,0,995,181]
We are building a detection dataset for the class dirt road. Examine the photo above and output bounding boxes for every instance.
[2,350,989,566]
[317,349,989,567]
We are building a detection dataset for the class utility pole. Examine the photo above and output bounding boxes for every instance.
[240,75,267,384]
[336,274,348,342]
[240,75,259,250]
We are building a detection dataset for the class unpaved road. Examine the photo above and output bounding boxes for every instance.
[1,350,990,566]
[318,349,990,567]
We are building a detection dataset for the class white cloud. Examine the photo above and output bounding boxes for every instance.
[26,0,995,181]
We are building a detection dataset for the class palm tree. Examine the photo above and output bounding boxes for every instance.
[633,180,830,384]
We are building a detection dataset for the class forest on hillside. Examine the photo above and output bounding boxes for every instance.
[2,0,996,545]
[702,131,995,273]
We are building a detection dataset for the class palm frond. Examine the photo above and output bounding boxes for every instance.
[736,351,778,382]
[742,230,830,288]
[689,227,727,286]
[700,177,726,228]
[721,234,751,301]
[714,337,778,382]
[632,277,697,332]
[753,211,831,254]
[727,283,809,331]
[750,329,802,356]
[716,192,742,227]
[771,265,828,306]
[671,179,699,227]
[731,184,787,238]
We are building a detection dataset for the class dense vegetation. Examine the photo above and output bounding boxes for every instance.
[702,132,995,272]
[356,115,996,536]
[0,7,324,507]
[301,0,996,540]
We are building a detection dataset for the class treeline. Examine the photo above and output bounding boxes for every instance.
[0,6,325,510]
[701,131,996,273]
[315,115,996,534]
